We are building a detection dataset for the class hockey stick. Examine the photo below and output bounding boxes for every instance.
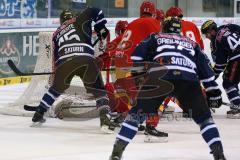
[222,102,231,107]
[92,37,100,47]
[8,59,115,76]
[8,60,54,76]
[210,102,232,114]
[24,104,95,112]
[24,105,38,111]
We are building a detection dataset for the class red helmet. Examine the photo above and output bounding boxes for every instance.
[156,9,164,21]
[140,1,156,17]
[115,20,128,36]
[166,6,183,18]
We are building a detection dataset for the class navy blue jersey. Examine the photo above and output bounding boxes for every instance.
[211,24,240,75]
[52,7,107,65]
[131,33,218,91]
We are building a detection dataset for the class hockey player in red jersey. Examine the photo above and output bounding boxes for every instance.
[108,20,129,58]
[103,20,129,114]
[156,9,165,22]
[115,20,129,37]
[166,6,204,50]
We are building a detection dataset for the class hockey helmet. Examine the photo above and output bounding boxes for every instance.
[162,17,181,34]
[60,9,74,25]
[156,9,165,21]
[115,20,128,36]
[140,1,156,17]
[201,20,217,35]
[166,6,183,18]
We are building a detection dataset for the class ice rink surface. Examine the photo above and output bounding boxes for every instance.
[0,84,240,160]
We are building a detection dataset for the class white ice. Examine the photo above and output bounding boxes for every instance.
[0,83,240,160]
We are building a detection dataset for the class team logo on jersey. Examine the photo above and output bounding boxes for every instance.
[0,39,20,74]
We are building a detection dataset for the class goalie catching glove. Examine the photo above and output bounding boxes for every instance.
[206,89,222,108]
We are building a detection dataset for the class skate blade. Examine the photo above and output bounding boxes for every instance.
[101,125,114,134]
[30,119,46,127]
[144,135,168,143]
[227,114,240,119]
[109,156,121,160]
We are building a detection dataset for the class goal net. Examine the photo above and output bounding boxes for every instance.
[0,31,110,118]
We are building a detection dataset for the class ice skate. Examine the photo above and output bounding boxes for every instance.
[138,124,146,132]
[99,108,120,134]
[31,106,47,127]
[226,109,240,119]
[109,139,126,160]
[227,104,240,119]
[144,125,168,143]
[211,144,226,160]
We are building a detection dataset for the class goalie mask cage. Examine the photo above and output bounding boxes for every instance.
[0,31,110,118]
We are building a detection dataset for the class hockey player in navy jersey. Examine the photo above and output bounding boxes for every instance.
[201,20,240,119]
[109,17,226,160]
[31,8,118,132]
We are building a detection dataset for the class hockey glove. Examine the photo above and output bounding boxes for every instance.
[96,26,109,40]
[206,89,222,108]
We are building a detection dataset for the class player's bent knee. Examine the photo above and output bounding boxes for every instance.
[193,111,212,126]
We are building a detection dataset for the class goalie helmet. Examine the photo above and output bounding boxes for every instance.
[115,20,128,36]
[162,17,181,34]
[201,20,217,35]
[156,9,165,21]
[166,6,183,18]
[60,9,74,25]
[140,1,156,18]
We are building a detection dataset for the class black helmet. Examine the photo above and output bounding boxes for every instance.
[162,16,181,34]
[201,20,217,35]
[60,9,74,25]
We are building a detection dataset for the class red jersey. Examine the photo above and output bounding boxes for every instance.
[115,17,160,67]
[181,20,204,50]
[108,34,123,57]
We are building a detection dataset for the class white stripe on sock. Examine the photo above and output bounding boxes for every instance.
[200,124,217,134]
[40,100,51,108]
[208,137,221,146]
[122,123,138,132]
[117,134,131,143]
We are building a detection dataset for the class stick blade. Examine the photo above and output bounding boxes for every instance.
[7,60,25,76]
[24,105,37,111]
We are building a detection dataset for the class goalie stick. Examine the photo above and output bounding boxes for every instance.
[24,104,95,111]
[8,38,101,76]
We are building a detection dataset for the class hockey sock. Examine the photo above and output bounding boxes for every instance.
[225,87,240,105]
[117,120,139,145]
[40,87,61,110]
[195,114,223,152]
[116,107,146,145]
